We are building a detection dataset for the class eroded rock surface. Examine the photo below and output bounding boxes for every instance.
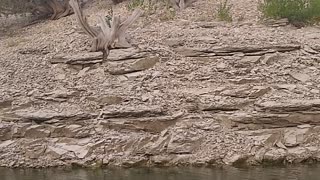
[2,0,320,168]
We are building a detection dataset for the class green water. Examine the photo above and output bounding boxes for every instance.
[1,165,320,180]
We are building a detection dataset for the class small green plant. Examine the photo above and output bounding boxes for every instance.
[260,0,320,25]
[127,0,145,11]
[216,0,233,22]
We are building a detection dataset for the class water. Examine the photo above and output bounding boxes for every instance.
[1,165,320,180]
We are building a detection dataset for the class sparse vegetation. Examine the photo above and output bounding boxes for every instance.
[126,0,176,21]
[260,0,320,25]
[127,0,145,11]
[216,0,233,22]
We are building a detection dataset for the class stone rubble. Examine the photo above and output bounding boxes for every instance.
[1,0,320,168]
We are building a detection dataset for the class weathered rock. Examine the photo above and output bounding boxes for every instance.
[77,67,90,77]
[3,0,320,169]
[175,44,301,57]
[286,147,310,163]
[195,21,222,28]
[55,73,66,80]
[199,96,253,111]
[14,109,98,123]
[165,38,184,47]
[194,36,218,44]
[239,56,261,64]
[50,52,103,64]
[150,155,172,165]
[0,123,12,140]
[289,72,311,82]
[100,106,165,119]
[36,89,78,102]
[24,125,51,138]
[87,96,123,105]
[46,145,69,159]
[263,148,286,162]
[216,62,227,69]
[11,123,32,138]
[108,48,148,61]
[229,78,262,84]
[0,100,13,110]
[274,84,297,91]
[249,86,271,98]
[143,134,171,155]
[303,45,319,54]
[220,111,320,129]
[218,86,271,99]
[120,156,149,167]
[167,130,202,154]
[0,140,15,149]
[15,110,61,122]
[25,144,47,159]
[56,143,90,159]
[50,48,148,65]
[100,112,184,133]
[51,124,90,138]
[257,99,320,112]
[259,53,283,65]
[283,128,309,147]
[107,56,159,75]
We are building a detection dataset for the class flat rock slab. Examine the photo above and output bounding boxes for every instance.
[14,109,98,123]
[257,99,320,112]
[50,52,103,64]
[289,72,311,82]
[100,112,184,133]
[100,105,165,119]
[175,44,301,57]
[107,56,159,75]
[222,111,320,129]
[50,48,149,65]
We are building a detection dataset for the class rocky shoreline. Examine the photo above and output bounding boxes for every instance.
[2,0,320,168]
[1,99,320,168]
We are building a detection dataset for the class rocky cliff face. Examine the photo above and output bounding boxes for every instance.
[1,0,320,168]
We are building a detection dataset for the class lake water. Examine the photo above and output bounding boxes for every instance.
[1,165,320,180]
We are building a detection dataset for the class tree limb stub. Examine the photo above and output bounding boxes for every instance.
[69,0,142,61]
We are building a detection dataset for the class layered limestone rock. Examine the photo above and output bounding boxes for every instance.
[2,0,320,169]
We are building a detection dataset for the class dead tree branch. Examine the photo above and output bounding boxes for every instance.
[69,0,142,61]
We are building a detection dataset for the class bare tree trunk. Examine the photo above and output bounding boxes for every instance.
[69,0,142,61]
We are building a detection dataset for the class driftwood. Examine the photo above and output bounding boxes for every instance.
[35,0,73,20]
[170,0,196,10]
[69,0,142,61]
